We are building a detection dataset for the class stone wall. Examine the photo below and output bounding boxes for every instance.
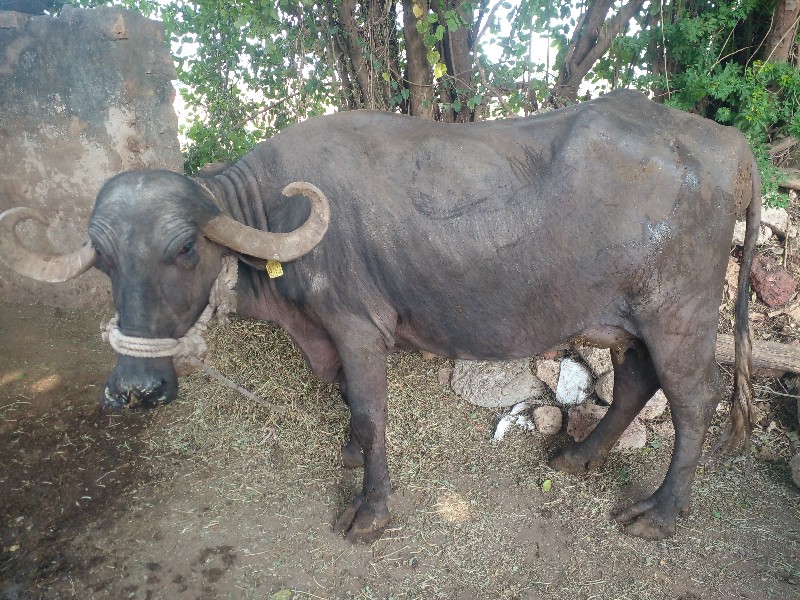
[0,5,182,308]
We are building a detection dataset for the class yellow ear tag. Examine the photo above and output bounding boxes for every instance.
[266,259,284,278]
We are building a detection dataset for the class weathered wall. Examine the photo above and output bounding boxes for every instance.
[0,5,182,308]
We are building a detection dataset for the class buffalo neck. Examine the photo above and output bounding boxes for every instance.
[197,154,305,324]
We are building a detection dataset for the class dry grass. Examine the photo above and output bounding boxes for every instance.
[136,316,800,600]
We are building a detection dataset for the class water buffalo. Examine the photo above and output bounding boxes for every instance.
[0,90,759,541]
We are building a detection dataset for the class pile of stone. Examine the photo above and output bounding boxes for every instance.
[447,346,670,451]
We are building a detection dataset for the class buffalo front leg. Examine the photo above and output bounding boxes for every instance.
[550,344,660,474]
[330,324,393,543]
[338,382,365,469]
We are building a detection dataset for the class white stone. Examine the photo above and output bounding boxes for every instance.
[451,360,547,408]
[555,358,594,405]
[493,415,515,442]
[533,405,563,435]
[493,402,535,442]
[535,358,561,392]
[732,220,773,246]
[762,206,790,238]
[576,346,613,376]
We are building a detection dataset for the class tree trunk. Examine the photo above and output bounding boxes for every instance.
[402,0,435,119]
[433,0,474,122]
[551,0,647,103]
[764,0,800,63]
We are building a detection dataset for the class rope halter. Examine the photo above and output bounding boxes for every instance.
[102,255,238,374]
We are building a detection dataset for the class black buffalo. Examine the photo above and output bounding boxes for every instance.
[0,90,760,541]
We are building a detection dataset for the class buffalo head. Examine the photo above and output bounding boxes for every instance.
[0,170,329,409]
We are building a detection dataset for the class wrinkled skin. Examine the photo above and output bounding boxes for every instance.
[86,90,758,542]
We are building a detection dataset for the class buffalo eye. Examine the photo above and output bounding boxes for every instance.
[177,240,195,256]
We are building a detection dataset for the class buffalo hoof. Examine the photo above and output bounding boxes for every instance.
[341,441,365,469]
[333,494,389,544]
[549,447,607,476]
[615,496,690,540]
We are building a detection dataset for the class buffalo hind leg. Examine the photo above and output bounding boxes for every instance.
[615,326,721,539]
[550,344,660,474]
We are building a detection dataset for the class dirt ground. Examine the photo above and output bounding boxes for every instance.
[0,297,798,599]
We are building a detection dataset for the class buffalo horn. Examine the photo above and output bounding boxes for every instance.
[202,182,330,261]
[0,207,98,283]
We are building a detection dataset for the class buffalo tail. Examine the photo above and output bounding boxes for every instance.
[713,157,761,454]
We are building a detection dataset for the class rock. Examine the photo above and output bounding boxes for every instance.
[451,359,547,408]
[750,255,797,308]
[791,454,800,488]
[566,401,647,451]
[576,346,613,376]
[566,401,606,442]
[555,358,594,405]
[762,206,790,239]
[493,402,535,442]
[732,220,772,246]
[437,366,453,385]
[614,418,647,450]
[533,405,562,435]
[595,370,614,404]
[640,390,668,421]
[593,372,666,420]
[787,300,800,324]
[535,358,561,392]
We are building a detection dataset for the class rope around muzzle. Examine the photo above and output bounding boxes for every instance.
[101,255,284,412]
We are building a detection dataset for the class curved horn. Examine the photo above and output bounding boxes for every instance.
[202,182,330,262]
[0,207,97,283]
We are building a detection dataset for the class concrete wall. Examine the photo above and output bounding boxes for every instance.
[0,5,182,308]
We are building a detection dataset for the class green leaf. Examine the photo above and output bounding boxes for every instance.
[270,591,292,600]
[541,479,552,493]
[433,62,447,79]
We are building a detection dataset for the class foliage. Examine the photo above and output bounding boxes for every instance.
[68,0,800,201]
[600,0,799,206]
